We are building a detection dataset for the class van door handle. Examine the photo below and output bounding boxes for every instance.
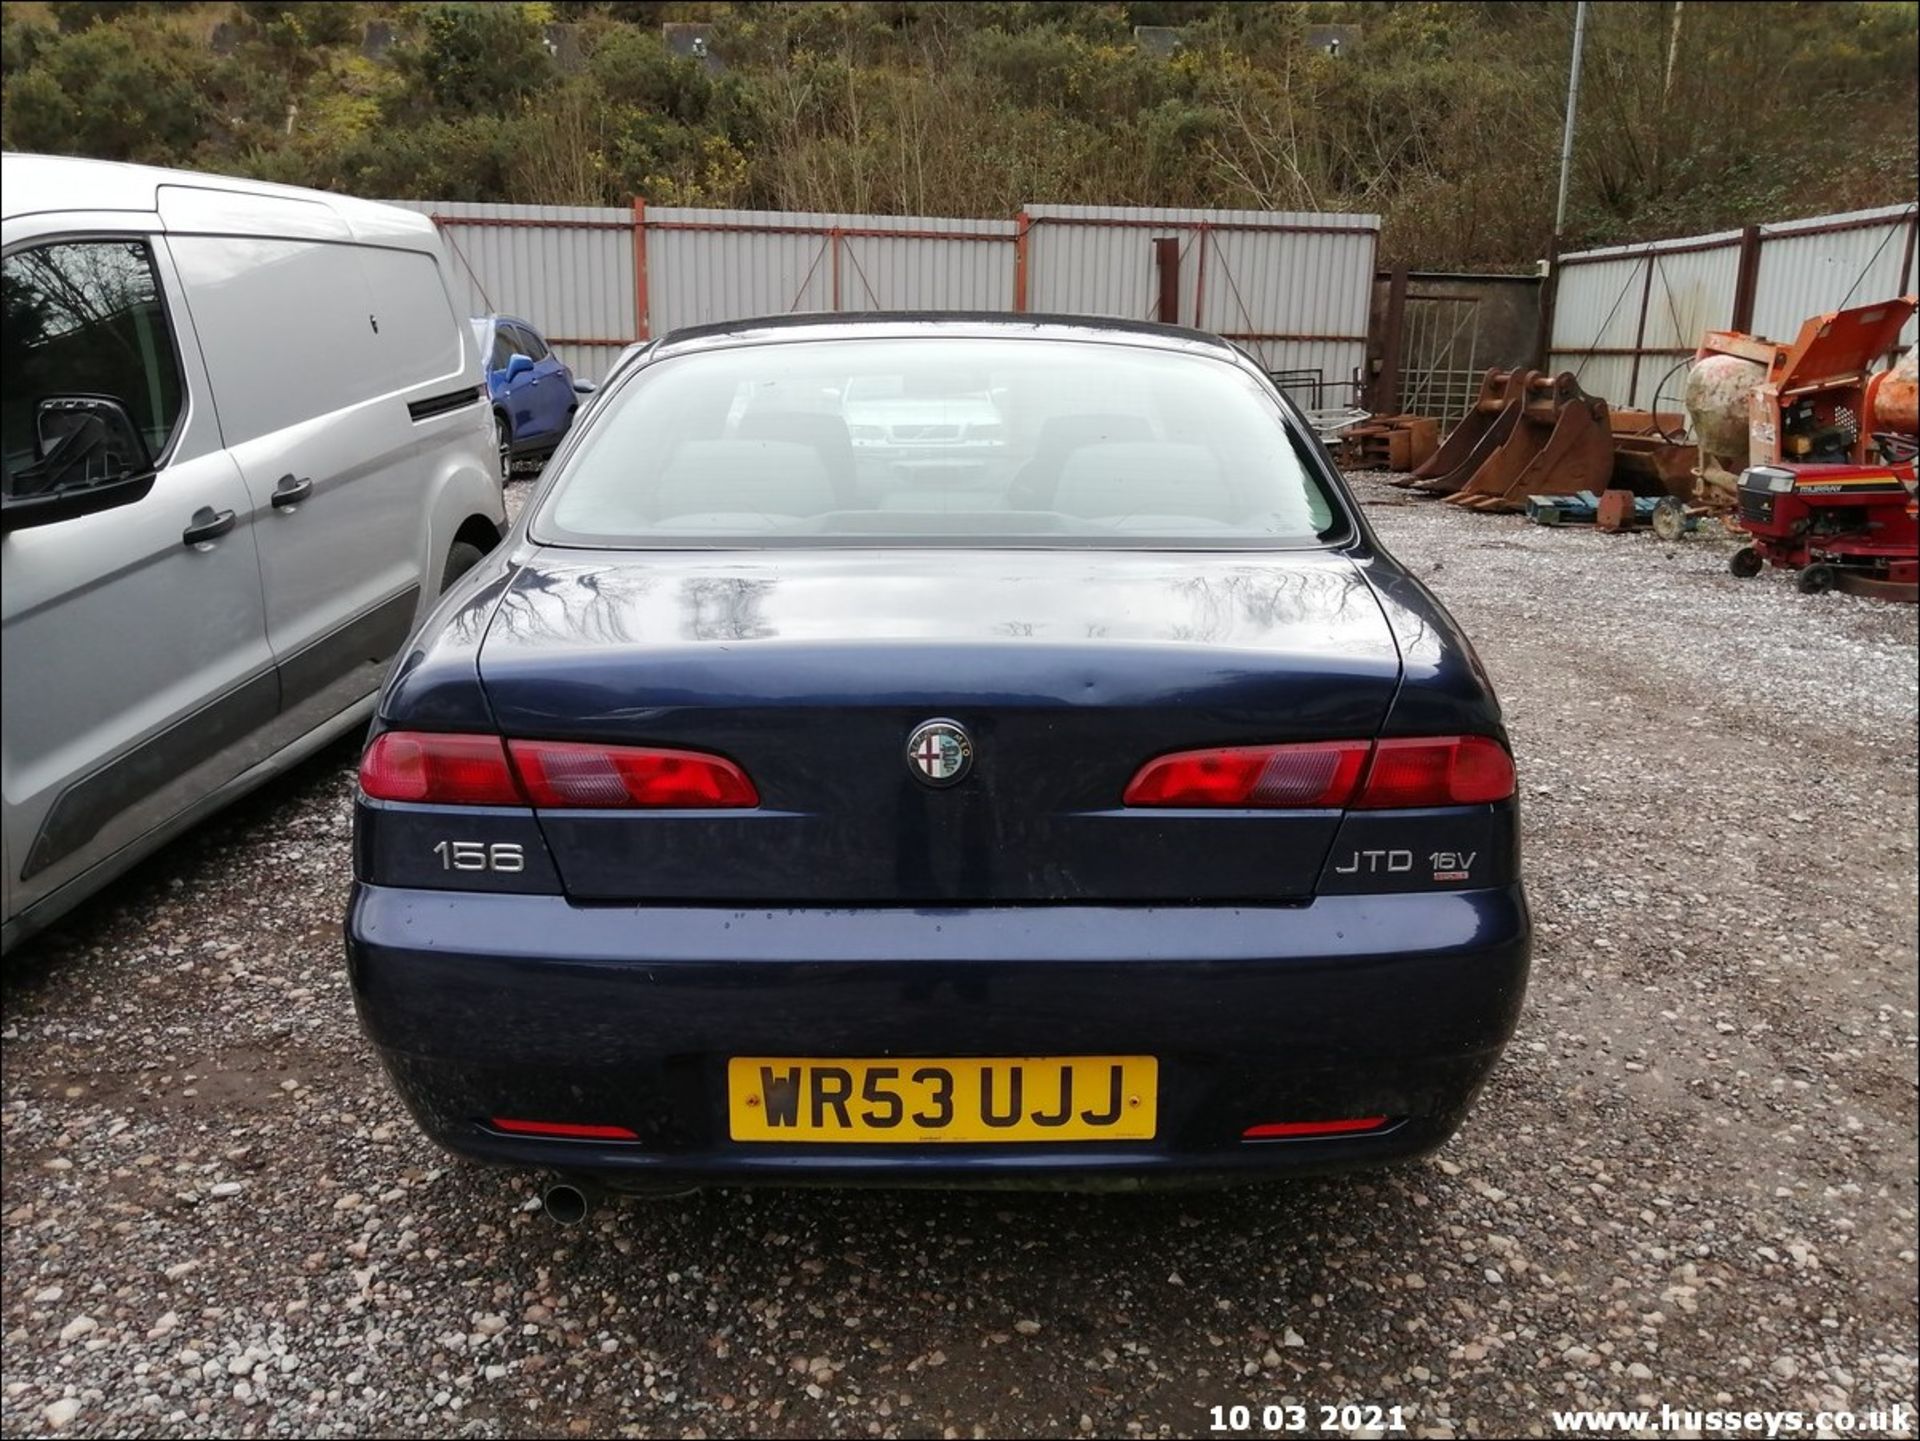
[182,506,237,547]
[271,474,313,509]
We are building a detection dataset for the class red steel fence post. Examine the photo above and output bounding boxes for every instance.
[1014,209,1032,312]
[632,198,649,340]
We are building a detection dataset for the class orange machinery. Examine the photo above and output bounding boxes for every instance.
[1693,295,1918,474]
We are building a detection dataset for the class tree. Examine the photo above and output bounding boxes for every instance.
[391,2,556,118]
[2,15,213,165]
[46,1,143,33]
[0,1,1912,271]
[1,10,54,78]
[235,3,363,126]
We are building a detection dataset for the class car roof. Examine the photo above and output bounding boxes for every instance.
[649,311,1238,361]
[0,152,438,248]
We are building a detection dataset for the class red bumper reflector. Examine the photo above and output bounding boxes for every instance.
[489,1117,640,1141]
[1242,1117,1390,1140]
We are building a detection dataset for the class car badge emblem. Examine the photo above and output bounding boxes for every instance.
[906,719,973,788]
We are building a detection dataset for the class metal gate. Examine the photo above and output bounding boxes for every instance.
[1398,295,1484,426]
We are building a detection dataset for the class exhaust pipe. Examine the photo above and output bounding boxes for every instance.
[542,1181,592,1226]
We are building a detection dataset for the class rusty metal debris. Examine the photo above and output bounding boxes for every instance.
[1445,372,1614,512]
[1608,410,1697,495]
[1397,368,1534,494]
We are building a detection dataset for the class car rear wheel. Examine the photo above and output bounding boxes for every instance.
[442,540,486,594]
[493,411,512,486]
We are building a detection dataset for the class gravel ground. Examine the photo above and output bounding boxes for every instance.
[3,473,1915,1440]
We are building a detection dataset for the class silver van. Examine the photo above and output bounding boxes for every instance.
[1,154,506,949]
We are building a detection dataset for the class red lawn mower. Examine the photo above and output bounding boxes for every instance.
[1729,460,1919,598]
[1721,300,1918,600]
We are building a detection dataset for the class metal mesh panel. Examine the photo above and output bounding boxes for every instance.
[1399,296,1483,427]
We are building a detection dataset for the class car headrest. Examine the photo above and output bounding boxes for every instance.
[738,410,853,456]
[652,440,835,522]
[1007,412,1156,508]
[737,411,857,504]
[1053,443,1235,523]
[1034,412,1155,458]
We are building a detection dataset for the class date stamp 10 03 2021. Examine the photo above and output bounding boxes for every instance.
[1208,1402,1410,1435]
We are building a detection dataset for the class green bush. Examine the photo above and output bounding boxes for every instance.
[2,15,214,165]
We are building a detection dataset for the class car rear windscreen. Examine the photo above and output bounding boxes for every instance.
[534,336,1344,547]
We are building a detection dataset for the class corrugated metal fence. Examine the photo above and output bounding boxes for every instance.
[1547,203,1918,411]
[391,199,640,382]
[392,198,1380,392]
[644,207,1018,333]
[1024,204,1376,407]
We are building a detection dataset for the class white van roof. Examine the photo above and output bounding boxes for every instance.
[0,152,440,250]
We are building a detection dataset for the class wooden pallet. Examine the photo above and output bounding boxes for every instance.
[1340,414,1439,472]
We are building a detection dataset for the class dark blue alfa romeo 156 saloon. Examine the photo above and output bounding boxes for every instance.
[347,313,1529,1206]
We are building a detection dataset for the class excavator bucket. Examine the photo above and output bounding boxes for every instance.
[1401,369,1536,494]
[1610,416,1698,498]
[1448,373,1615,512]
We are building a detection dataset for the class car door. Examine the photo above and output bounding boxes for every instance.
[487,323,517,425]
[492,322,539,440]
[510,322,569,441]
[163,206,452,739]
[1,234,275,922]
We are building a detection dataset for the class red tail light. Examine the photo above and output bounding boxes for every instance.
[509,740,758,808]
[1353,735,1515,808]
[358,732,758,808]
[1123,741,1371,808]
[359,732,523,805]
[1242,1117,1391,1140]
[1124,736,1513,809]
[490,1117,640,1141]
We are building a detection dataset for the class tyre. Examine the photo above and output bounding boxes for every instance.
[1795,563,1836,595]
[441,539,486,594]
[1728,545,1763,579]
[1650,497,1688,542]
[493,411,512,486]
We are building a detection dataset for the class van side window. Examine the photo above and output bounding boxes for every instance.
[1,240,184,496]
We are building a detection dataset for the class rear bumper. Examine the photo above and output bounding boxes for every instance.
[346,885,1530,1188]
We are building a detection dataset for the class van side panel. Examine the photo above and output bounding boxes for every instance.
[1,229,277,919]
[355,246,466,404]
[166,234,431,737]
[2,154,503,944]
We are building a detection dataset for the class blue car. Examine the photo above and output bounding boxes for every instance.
[348,314,1530,1218]
[471,314,595,478]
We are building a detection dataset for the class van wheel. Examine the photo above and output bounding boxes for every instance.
[442,540,486,594]
[493,411,512,485]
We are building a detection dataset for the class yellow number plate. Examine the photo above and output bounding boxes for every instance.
[727,1056,1157,1143]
